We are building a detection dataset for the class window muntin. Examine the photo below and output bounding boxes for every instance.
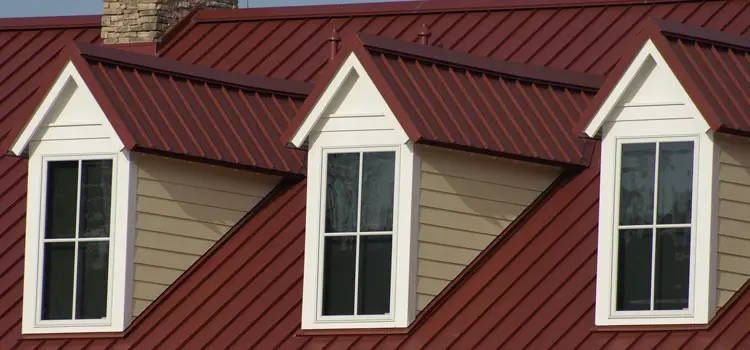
[39,159,113,322]
[320,150,396,318]
[614,140,695,314]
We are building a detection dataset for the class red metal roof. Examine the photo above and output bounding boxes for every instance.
[5,145,750,349]
[159,0,750,83]
[2,0,750,348]
[64,43,309,174]
[579,19,750,137]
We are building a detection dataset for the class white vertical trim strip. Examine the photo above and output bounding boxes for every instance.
[71,160,82,320]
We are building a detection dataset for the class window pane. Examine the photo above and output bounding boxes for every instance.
[325,153,360,233]
[45,161,79,239]
[657,142,694,225]
[41,243,74,320]
[617,229,653,311]
[80,160,113,238]
[360,152,396,232]
[76,242,110,319]
[357,235,392,315]
[322,236,356,315]
[655,228,691,310]
[619,143,656,226]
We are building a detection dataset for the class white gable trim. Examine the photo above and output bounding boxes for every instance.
[289,53,408,148]
[583,39,710,138]
[9,61,124,156]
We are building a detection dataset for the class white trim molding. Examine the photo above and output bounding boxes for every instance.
[19,61,136,334]
[591,40,719,326]
[299,53,419,330]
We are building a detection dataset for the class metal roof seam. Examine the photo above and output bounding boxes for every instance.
[148,72,206,157]
[131,69,189,154]
[80,43,313,97]
[359,33,603,91]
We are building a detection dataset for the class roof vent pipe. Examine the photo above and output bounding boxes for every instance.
[418,24,431,45]
[328,29,342,60]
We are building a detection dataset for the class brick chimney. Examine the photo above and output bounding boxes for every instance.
[102,0,237,44]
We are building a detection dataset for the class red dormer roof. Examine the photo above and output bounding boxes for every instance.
[285,31,600,166]
[12,42,310,175]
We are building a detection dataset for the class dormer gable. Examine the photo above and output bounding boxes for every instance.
[581,38,710,139]
[287,51,410,149]
[9,60,125,157]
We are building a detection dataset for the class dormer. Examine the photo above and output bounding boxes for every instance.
[580,19,750,326]
[10,60,137,334]
[8,42,308,335]
[289,51,420,330]
[286,31,601,331]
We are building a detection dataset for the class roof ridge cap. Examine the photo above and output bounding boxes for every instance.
[654,18,750,52]
[355,32,603,91]
[193,0,700,23]
[76,43,312,97]
[0,15,101,30]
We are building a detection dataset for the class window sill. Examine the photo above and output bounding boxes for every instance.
[591,323,709,332]
[22,322,127,337]
[21,331,124,340]
[296,327,409,337]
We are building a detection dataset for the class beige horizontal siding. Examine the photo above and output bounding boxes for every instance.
[716,135,750,310]
[416,146,560,312]
[131,155,279,318]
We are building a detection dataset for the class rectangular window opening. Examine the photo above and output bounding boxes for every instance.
[615,141,694,313]
[321,150,396,318]
[40,159,113,322]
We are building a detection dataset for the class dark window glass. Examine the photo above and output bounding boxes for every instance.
[76,242,110,319]
[79,160,113,238]
[41,243,75,320]
[322,236,356,315]
[657,142,694,225]
[45,161,78,239]
[654,228,691,310]
[617,229,653,311]
[619,143,656,226]
[357,235,392,315]
[360,152,396,232]
[325,153,360,233]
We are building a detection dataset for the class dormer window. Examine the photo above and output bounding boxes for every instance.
[321,149,397,318]
[583,38,720,326]
[614,139,696,315]
[287,53,420,330]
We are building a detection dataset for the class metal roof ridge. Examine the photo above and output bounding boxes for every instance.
[76,42,313,97]
[193,0,698,22]
[356,32,604,91]
[655,18,750,52]
[0,14,101,30]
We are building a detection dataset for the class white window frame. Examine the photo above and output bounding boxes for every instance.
[22,150,136,334]
[316,146,400,324]
[35,154,117,328]
[302,139,418,330]
[610,136,698,319]
[595,119,718,326]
